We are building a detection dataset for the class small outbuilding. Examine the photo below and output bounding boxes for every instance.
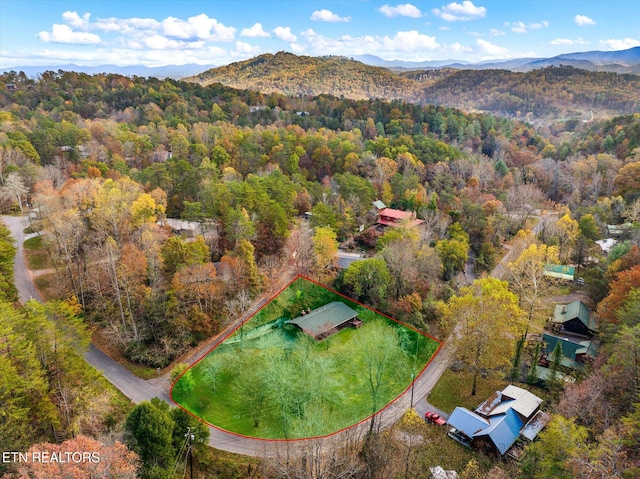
[543,264,575,281]
[286,302,360,340]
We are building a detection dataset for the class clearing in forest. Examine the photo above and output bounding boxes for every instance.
[171,276,441,439]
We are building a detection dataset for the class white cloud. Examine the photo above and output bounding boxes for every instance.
[161,14,235,41]
[489,28,505,36]
[241,23,270,38]
[381,31,439,51]
[141,34,205,50]
[378,4,422,18]
[574,15,596,26]
[511,21,527,34]
[439,26,451,31]
[530,21,549,30]
[551,37,589,45]
[432,1,486,22]
[600,37,640,50]
[62,11,91,29]
[449,42,473,53]
[234,41,260,55]
[93,17,160,33]
[311,9,350,22]
[509,20,549,34]
[476,38,510,57]
[273,26,297,42]
[296,28,438,60]
[38,24,101,44]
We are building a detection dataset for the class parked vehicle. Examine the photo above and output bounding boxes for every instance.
[425,411,446,426]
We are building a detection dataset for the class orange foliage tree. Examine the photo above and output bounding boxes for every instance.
[597,264,640,324]
[15,435,139,479]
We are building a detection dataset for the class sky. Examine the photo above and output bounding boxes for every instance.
[1,0,639,68]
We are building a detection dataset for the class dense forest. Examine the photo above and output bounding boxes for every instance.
[1,68,640,478]
[186,51,640,120]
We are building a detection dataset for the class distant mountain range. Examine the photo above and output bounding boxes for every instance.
[0,63,216,79]
[184,49,640,121]
[2,47,638,79]
[355,47,640,73]
[3,47,639,121]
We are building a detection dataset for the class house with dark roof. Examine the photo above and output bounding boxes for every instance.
[285,302,361,340]
[552,300,597,337]
[377,208,424,228]
[446,385,550,456]
[539,333,598,371]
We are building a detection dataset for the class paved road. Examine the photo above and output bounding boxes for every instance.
[1,217,167,402]
[1,215,485,457]
[2,215,42,303]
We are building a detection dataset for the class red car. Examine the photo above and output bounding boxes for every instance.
[424,411,446,426]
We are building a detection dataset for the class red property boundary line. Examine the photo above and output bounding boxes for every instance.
[170,273,444,444]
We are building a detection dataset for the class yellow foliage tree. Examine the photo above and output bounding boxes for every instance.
[442,277,525,396]
[507,242,560,337]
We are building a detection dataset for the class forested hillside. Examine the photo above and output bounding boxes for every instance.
[187,51,423,102]
[1,69,640,477]
[186,52,640,120]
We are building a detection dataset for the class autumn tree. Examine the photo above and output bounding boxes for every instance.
[15,436,139,479]
[312,225,338,272]
[507,242,560,338]
[338,258,392,307]
[441,277,525,395]
[435,222,469,280]
[597,264,640,325]
[1,171,28,212]
[522,415,591,479]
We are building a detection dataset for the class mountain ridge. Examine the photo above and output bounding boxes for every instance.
[3,47,639,79]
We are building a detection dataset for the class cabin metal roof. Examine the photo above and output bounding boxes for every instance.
[286,302,358,339]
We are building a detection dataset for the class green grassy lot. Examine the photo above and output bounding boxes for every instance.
[173,277,440,439]
[23,235,54,270]
[428,369,510,413]
[428,369,550,414]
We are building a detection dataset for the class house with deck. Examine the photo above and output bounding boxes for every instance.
[446,385,550,456]
[376,208,424,228]
[538,333,598,371]
[551,300,597,337]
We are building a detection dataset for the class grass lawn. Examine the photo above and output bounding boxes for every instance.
[428,369,551,414]
[427,369,510,413]
[23,235,54,270]
[173,276,441,439]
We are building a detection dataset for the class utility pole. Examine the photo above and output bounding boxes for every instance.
[410,371,415,408]
[185,427,195,479]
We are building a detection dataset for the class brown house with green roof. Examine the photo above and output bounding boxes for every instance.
[552,300,597,337]
[286,302,361,340]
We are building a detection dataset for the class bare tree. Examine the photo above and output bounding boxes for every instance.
[2,172,28,212]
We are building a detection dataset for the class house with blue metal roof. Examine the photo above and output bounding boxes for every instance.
[446,385,550,456]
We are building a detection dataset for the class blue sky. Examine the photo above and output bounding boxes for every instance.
[1,0,639,67]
